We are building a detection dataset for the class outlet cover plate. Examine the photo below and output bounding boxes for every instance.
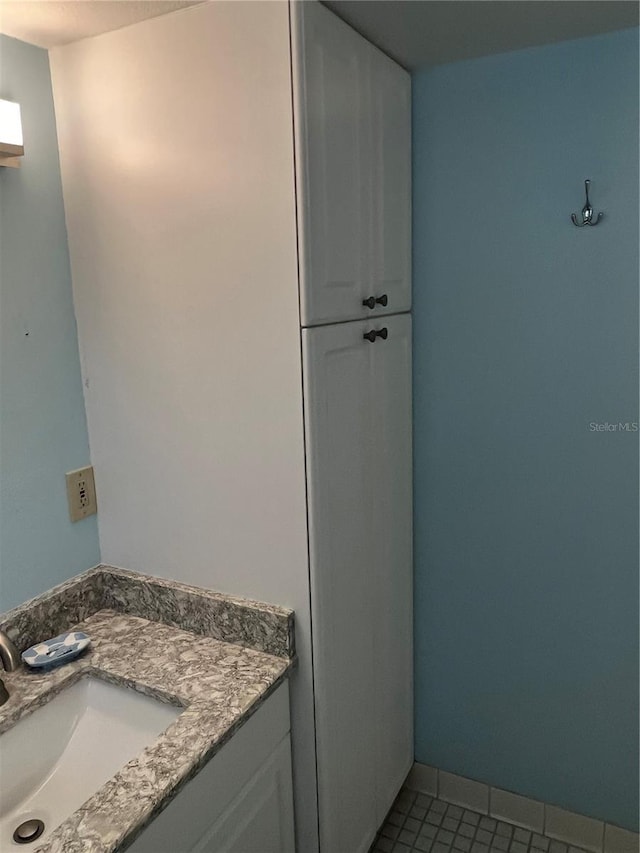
[65,466,97,522]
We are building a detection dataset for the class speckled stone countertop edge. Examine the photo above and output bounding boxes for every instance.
[0,564,295,659]
[0,609,293,853]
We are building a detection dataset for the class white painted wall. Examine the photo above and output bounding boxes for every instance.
[49,3,318,849]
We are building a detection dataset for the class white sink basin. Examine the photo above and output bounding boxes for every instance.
[0,677,180,848]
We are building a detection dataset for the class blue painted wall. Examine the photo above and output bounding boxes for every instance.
[0,36,100,611]
[413,29,639,831]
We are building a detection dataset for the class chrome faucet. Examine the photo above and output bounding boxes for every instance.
[0,629,20,707]
[0,630,20,672]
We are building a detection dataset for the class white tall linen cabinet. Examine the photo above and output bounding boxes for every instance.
[294,4,413,850]
[51,1,411,851]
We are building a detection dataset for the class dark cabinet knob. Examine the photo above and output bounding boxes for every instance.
[363,327,388,343]
[362,294,389,309]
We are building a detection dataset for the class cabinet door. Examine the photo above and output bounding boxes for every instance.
[369,48,412,315]
[302,319,378,853]
[292,2,411,327]
[304,315,413,847]
[193,737,295,853]
[369,314,413,823]
[292,1,372,326]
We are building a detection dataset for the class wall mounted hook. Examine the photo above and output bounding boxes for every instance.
[571,179,603,227]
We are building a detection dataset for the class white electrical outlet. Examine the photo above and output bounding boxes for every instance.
[65,466,97,522]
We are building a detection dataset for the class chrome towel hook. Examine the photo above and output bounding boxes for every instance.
[571,179,603,227]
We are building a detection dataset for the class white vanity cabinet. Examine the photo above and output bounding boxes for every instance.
[127,684,294,853]
[292,0,412,327]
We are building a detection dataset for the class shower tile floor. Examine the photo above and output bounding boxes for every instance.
[371,787,589,853]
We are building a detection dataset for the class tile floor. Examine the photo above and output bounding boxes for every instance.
[371,787,589,853]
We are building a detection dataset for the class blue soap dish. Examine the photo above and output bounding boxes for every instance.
[22,631,91,669]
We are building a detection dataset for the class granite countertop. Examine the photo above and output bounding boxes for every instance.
[0,568,295,853]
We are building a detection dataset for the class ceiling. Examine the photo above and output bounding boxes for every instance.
[323,1,639,69]
[0,0,637,62]
[0,1,201,49]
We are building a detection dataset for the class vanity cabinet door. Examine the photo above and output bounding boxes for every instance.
[193,737,294,853]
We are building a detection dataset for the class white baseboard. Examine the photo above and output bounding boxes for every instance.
[405,762,639,853]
